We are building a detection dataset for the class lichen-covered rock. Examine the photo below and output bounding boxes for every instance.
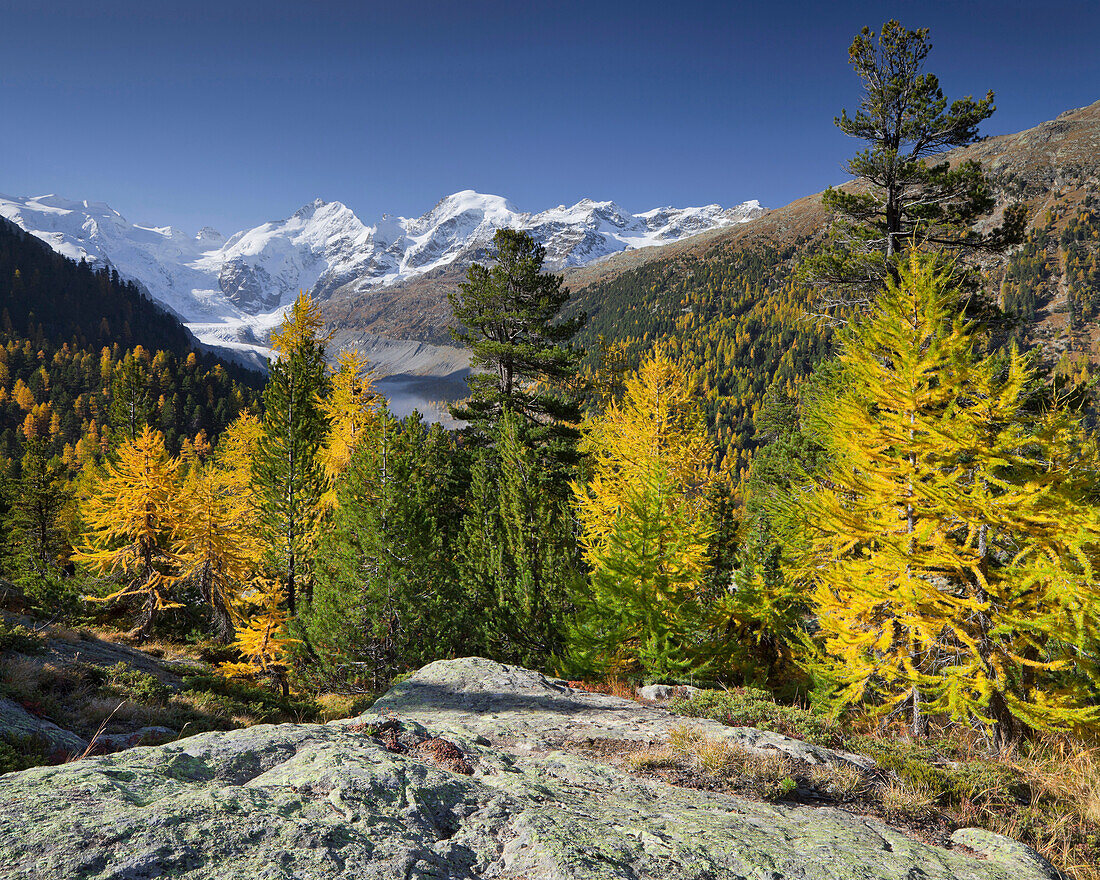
[637,683,700,703]
[0,696,87,760]
[375,657,874,769]
[0,658,1066,880]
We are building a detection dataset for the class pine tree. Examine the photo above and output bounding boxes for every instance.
[457,412,582,668]
[304,408,464,688]
[448,228,585,461]
[802,20,1025,310]
[10,435,71,580]
[75,426,181,641]
[253,293,331,616]
[108,349,154,442]
[570,349,723,677]
[796,254,1100,744]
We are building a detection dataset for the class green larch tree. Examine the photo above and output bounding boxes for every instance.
[569,349,723,678]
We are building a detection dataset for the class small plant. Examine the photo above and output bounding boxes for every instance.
[809,763,866,801]
[668,688,841,747]
[0,733,47,776]
[626,747,680,772]
[0,621,46,655]
[879,779,937,823]
[106,663,170,706]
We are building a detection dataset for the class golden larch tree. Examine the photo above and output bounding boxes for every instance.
[76,426,182,642]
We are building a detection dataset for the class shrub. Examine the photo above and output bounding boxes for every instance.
[668,688,842,747]
[0,734,47,776]
[106,664,170,706]
[0,621,45,655]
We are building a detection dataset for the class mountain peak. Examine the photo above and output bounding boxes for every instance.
[0,188,764,362]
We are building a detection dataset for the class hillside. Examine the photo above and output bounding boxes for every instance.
[561,99,1100,474]
[0,191,763,372]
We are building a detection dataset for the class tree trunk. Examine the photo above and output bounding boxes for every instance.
[910,685,928,738]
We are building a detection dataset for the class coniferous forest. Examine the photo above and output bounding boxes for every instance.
[3,20,1100,879]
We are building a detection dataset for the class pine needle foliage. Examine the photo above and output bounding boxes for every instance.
[254,293,331,616]
[304,408,464,689]
[448,228,584,457]
[220,578,298,695]
[457,411,582,669]
[801,20,1025,308]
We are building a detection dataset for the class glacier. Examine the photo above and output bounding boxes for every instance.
[0,190,764,364]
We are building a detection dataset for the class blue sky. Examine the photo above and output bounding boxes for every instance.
[3,0,1098,234]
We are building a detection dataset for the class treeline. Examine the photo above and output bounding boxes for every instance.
[1,216,197,355]
[0,338,258,463]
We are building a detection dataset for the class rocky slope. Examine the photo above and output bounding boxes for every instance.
[0,658,1064,879]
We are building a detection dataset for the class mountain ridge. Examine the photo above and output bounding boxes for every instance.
[0,190,764,369]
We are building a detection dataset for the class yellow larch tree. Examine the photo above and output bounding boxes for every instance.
[798,254,1100,745]
[171,413,266,642]
[570,348,724,677]
[318,349,380,507]
[75,426,182,642]
[219,578,298,695]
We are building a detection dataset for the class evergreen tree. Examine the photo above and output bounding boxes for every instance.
[108,349,154,442]
[448,228,585,461]
[457,411,582,668]
[253,294,330,616]
[725,384,827,686]
[304,408,464,688]
[570,350,724,677]
[796,254,1100,745]
[75,426,181,642]
[10,435,71,579]
[802,20,1025,309]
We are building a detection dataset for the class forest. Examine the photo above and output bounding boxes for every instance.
[2,20,1100,878]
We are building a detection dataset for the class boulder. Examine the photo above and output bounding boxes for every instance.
[89,725,178,754]
[0,697,87,761]
[637,683,700,703]
[0,658,1065,880]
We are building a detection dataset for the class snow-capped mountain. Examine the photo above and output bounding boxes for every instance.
[0,190,764,359]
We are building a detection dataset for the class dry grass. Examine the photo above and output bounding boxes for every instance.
[567,678,637,700]
[625,746,680,772]
[809,762,867,801]
[879,779,938,823]
[659,725,798,799]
